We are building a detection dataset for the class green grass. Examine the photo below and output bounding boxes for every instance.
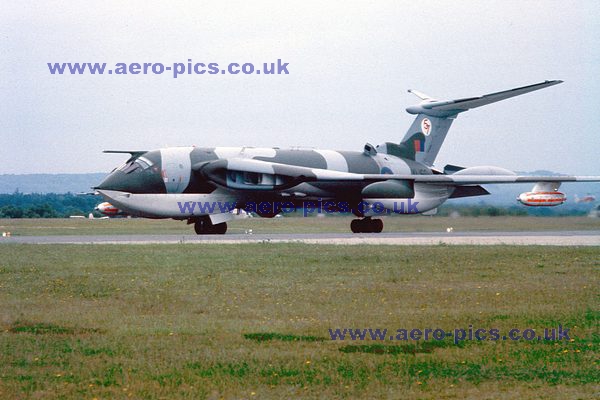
[338,340,458,355]
[0,244,598,398]
[9,322,76,335]
[0,215,599,236]
[244,332,326,342]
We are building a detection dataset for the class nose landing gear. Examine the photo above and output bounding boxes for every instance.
[190,216,227,235]
[350,217,383,233]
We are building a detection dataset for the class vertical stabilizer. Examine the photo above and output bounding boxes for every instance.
[400,114,454,165]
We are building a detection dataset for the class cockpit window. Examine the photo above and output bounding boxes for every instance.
[121,162,140,174]
[117,162,134,172]
[136,156,153,170]
[116,156,154,174]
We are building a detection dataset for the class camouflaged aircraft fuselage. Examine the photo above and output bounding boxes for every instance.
[95,80,600,234]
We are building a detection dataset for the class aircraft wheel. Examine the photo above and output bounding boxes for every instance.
[362,218,375,233]
[372,218,384,233]
[361,218,373,233]
[194,219,208,234]
[350,218,383,233]
[350,219,361,233]
[194,218,227,235]
[213,222,228,234]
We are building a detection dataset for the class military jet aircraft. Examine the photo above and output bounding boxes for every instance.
[95,80,600,234]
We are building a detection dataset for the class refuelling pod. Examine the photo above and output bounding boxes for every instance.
[453,165,516,176]
[361,180,419,214]
[362,180,415,198]
[518,182,566,207]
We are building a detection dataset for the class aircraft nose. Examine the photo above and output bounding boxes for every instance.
[95,171,133,192]
[95,168,166,194]
[96,150,166,194]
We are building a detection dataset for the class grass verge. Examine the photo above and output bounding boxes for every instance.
[0,244,598,398]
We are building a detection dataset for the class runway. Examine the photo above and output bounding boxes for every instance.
[2,231,600,245]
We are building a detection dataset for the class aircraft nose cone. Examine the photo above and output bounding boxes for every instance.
[95,171,130,192]
[95,168,166,194]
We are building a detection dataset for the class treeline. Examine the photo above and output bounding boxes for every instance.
[437,204,589,217]
[0,192,591,218]
[0,192,99,218]
[436,205,528,217]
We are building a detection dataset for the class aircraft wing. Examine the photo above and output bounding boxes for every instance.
[195,158,600,190]
[362,175,600,184]
[419,80,563,112]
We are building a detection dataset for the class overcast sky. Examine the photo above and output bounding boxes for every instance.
[1,0,599,174]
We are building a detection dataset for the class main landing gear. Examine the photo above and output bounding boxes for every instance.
[350,217,383,233]
[190,216,227,235]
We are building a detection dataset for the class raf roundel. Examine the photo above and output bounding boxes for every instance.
[421,118,432,136]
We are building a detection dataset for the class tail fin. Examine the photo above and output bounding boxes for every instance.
[399,80,563,166]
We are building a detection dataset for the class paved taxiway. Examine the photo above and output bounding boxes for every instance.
[1,231,600,245]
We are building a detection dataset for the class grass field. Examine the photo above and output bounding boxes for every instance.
[0,244,598,399]
[1,216,599,236]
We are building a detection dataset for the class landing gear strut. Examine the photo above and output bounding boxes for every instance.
[350,217,383,233]
[191,216,227,235]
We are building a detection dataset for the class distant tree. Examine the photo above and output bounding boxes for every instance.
[0,205,23,218]
[0,193,99,218]
[486,207,501,216]
[23,203,59,218]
